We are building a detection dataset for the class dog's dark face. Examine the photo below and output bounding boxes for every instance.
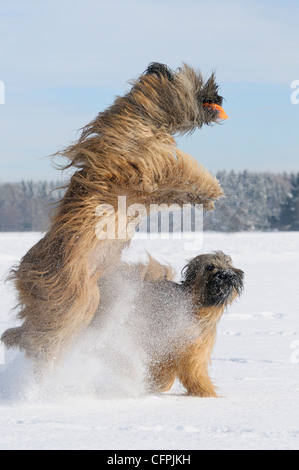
[181,251,244,308]
[144,62,226,130]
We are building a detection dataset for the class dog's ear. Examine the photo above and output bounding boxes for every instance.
[145,62,174,81]
[202,72,223,106]
[181,259,199,288]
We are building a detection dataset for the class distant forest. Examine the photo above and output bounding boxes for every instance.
[0,171,298,232]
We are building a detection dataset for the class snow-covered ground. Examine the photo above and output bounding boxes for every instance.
[0,232,298,450]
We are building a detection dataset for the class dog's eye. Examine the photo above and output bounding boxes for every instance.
[206,264,215,272]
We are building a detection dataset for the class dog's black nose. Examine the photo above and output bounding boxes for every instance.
[214,270,237,282]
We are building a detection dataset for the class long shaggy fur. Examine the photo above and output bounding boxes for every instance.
[2,63,225,363]
[92,251,244,397]
[146,252,244,397]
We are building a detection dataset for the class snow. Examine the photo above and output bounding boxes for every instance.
[0,231,298,450]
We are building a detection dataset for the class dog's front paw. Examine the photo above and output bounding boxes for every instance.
[187,389,218,398]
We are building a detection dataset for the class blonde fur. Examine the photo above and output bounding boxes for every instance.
[146,252,244,397]
[148,305,225,397]
[2,64,224,364]
[121,255,176,283]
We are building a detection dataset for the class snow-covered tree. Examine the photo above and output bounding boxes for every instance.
[279,173,299,230]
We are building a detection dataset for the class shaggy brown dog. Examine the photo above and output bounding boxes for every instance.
[2,63,225,364]
[92,252,244,397]
[137,252,244,397]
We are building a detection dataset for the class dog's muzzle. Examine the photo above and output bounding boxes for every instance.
[206,269,244,306]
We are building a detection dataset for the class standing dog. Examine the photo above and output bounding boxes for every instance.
[92,252,244,397]
[2,63,226,364]
[138,252,244,397]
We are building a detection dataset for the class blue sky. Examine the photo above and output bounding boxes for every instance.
[0,0,298,181]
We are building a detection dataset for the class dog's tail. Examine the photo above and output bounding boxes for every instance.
[122,254,176,282]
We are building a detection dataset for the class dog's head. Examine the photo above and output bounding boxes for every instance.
[141,62,226,133]
[181,251,244,308]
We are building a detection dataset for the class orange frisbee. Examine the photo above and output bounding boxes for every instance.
[203,103,228,120]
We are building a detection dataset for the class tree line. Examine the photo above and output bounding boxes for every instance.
[205,171,299,232]
[0,171,298,232]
